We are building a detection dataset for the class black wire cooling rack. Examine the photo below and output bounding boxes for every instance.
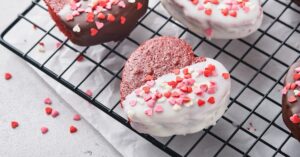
[1,0,300,156]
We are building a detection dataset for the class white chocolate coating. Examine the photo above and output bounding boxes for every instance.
[160,0,263,39]
[123,58,231,137]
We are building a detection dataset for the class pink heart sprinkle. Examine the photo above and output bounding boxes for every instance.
[143,94,152,101]
[204,28,213,38]
[44,98,52,105]
[73,114,81,121]
[198,70,203,75]
[187,79,195,85]
[198,5,205,10]
[295,67,300,72]
[129,100,137,107]
[135,89,142,96]
[168,99,176,105]
[66,14,74,21]
[176,98,184,105]
[77,8,85,13]
[243,7,250,13]
[144,109,153,116]
[95,22,104,30]
[51,110,59,118]
[147,100,156,108]
[72,10,80,16]
[194,88,203,96]
[118,1,126,8]
[41,127,48,134]
[281,87,287,95]
[146,80,155,87]
[207,87,216,94]
[85,89,93,97]
[70,3,78,10]
[154,105,164,113]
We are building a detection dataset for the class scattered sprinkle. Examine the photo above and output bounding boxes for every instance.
[11,121,19,129]
[70,125,78,133]
[73,114,81,121]
[4,72,12,80]
[41,127,49,134]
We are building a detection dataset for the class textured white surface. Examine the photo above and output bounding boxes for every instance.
[160,0,263,39]
[123,58,231,137]
[0,1,121,157]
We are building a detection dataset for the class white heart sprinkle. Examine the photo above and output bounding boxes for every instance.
[73,24,81,32]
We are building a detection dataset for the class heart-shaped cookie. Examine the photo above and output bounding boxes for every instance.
[120,37,231,137]
[160,0,263,39]
[44,0,148,46]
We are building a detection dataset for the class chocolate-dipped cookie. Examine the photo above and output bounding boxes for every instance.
[282,61,300,141]
[293,0,300,5]
[44,0,148,46]
[120,37,231,137]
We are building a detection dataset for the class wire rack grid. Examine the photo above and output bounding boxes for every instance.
[0,0,300,156]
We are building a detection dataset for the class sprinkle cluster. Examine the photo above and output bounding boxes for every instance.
[189,0,255,17]
[65,0,144,36]
[282,66,300,124]
[127,63,230,117]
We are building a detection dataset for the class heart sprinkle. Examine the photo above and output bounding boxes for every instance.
[73,114,81,121]
[11,121,19,129]
[4,73,12,80]
[70,126,78,133]
[44,97,52,105]
[41,127,49,134]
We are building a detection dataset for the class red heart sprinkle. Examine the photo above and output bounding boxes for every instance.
[4,73,12,80]
[205,9,212,16]
[77,55,84,62]
[45,107,53,115]
[44,97,52,105]
[107,14,116,22]
[70,126,78,133]
[207,96,215,104]
[90,28,98,36]
[11,121,19,129]
[97,12,106,20]
[164,91,171,98]
[176,76,183,83]
[120,16,126,24]
[221,8,229,16]
[137,2,143,10]
[222,73,230,80]
[294,73,300,81]
[288,95,297,103]
[142,86,150,94]
[229,10,237,17]
[183,68,189,75]
[86,12,94,23]
[290,114,300,124]
[198,99,205,107]
[183,97,191,103]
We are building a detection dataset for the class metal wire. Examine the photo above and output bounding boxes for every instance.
[0,0,300,156]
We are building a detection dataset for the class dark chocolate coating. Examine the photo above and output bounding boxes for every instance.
[282,61,300,141]
[44,0,148,46]
[293,0,300,5]
[120,36,205,104]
